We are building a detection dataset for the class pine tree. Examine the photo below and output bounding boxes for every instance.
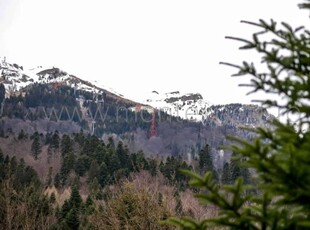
[31,132,41,160]
[75,155,91,177]
[107,136,115,150]
[59,153,76,186]
[88,177,100,197]
[108,153,120,175]
[98,162,109,187]
[148,158,158,176]
[50,192,56,204]
[87,160,100,182]
[198,144,218,180]
[0,83,5,104]
[54,173,61,188]
[85,195,95,215]
[116,141,129,168]
[17,129,27,140]
[221,162,230,185]
[230,152,251,185]
[45,167,53,187]
[199,145,212,172]
[61,134,73,156]
[50,131,60,149]
[165,1,310,229]
[230,152,241,183]
[0,148,3,164]
[69,184,82,209]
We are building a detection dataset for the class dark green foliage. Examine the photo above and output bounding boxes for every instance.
[81,135,100,156]
[69,184,82,209]
[59,184,83,229]
[24,83,76,108]
[17,129,27,140]
[160,156,192,188]
[0,153,50,229]
[60,152,76,186]
[69,206,80,227]
[75,155,91,176]
[61,134,73,156]
[0,130,195,229]
[149,158,158,176]
[116,141,129,168]
[108,153,121,174]
[158,192,163,206]
[198,144,218,181]
[0,148,3,164]
[129,150,148,172]
[61,200,71,219]
[88,177,101,199]
[221,162,230,185]
[50,130,60,149]
[165,1,310,229]
[221,152,251,185]
[48,131,60,162]
[85,195,95,215]
[50,192,56,203]
[93,143,106,165]
[54,173,61,188]
[98,162,109,187]
[0,150,6,183]
[87,160,100,182]
[46,166,53,187]
[107,136,115,150]
[231,153,250,185]
[60,134,192,189]
[31,132,41,159]
[0,83,5,104]
[199,145,211,171]
[230,158,240,182]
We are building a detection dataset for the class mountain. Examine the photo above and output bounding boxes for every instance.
[133,90,274,130]
[137,90,211,122]
[0,58,279,230]
[0,57,274,159]
[0,56,129,102]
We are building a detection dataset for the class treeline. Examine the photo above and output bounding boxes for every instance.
[0,151,53,229]
[45,131,192,191]
[25,128,251,189]
[0,83,184,136]
[0,131,197,229]
[0,129,253,229]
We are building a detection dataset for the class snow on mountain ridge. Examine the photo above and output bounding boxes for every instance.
[133,90,213,122]
[0,56,213,122]
[0,57,272,126]
[0,57,125,99]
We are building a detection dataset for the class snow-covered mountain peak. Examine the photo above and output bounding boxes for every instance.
[0,58,273,127]
[138,90,213,121]
[0,58,124,99]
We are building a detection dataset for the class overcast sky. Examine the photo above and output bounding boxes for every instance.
[0,0,308,104]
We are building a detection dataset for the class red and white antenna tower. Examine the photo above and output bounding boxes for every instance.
[148,110,157,138]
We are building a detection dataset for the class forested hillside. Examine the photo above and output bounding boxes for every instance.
[0,127,250,229]
[0,50,272,230]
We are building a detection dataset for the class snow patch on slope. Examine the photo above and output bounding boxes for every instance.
[135,90,213,121]
[0,57,123,98]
